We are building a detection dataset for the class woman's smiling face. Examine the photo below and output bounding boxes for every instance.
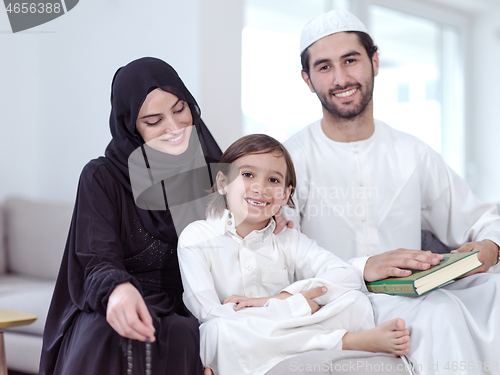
[135,88,193,155]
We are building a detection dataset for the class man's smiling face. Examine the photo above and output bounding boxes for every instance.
[302,32,379,120]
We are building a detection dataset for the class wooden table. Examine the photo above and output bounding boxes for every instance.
[0,309,37,375]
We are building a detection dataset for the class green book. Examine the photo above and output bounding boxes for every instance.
[365,251,483,296]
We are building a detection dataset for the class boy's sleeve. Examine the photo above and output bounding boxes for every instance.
[177,224,312,323]
[280,230,364,305]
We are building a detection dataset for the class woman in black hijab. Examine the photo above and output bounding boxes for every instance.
[40,57,222,375]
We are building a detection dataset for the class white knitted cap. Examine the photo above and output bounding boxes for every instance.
[300,10,369,54]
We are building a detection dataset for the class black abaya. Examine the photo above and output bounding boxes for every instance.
[39,58,222,375]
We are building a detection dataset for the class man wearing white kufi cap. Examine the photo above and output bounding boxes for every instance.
[299,9,369,54]
[284,8,500,374]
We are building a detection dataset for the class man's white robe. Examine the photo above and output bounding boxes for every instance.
[284,120,500,374]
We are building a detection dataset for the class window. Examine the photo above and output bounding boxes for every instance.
[242,0,335,140]
[241,0,466,175]
[369,4,464,174]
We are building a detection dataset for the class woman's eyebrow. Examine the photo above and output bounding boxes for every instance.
[171,99,182,110]
[139,113,161,119]
[139,99,183,119]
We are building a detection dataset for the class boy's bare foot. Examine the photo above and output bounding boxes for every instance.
[342,318,410,356]
[204,368,214,375]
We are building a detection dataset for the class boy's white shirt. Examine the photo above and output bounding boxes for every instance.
[177,209,364,323]
[177,210,376,374]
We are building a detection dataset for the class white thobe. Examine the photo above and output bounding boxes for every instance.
[284,119,500,374]
[178,210,375,375]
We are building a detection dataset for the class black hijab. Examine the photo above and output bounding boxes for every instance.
[104,57,222,243]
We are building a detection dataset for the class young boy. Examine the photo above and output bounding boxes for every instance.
[178,134,410,375]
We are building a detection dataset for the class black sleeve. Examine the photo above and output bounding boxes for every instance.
[67,161,142,315]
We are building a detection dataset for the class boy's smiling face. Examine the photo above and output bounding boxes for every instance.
[217,152,291,237]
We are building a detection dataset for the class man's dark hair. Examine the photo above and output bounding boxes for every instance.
[300,31,378,75]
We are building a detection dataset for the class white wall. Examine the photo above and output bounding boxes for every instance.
[1,0,499,204]
[468,7,500,203]
[0,0,205,203]
[199,0,243,151]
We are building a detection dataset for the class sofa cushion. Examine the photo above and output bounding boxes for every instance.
[5,197,73,280]
[0,274,55,336]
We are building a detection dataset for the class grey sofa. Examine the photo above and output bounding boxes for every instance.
[0,197,73,374]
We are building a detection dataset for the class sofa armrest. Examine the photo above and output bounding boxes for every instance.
[0,202,6,274]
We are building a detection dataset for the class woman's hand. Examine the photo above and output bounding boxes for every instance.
[223,291,292,311]
[106,282,156,342]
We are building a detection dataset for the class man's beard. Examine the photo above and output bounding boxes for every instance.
[315,70,374,120]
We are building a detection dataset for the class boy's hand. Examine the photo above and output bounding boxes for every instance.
[223,291,292,311]
[301,286,327,314]
[223,295,270,311]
